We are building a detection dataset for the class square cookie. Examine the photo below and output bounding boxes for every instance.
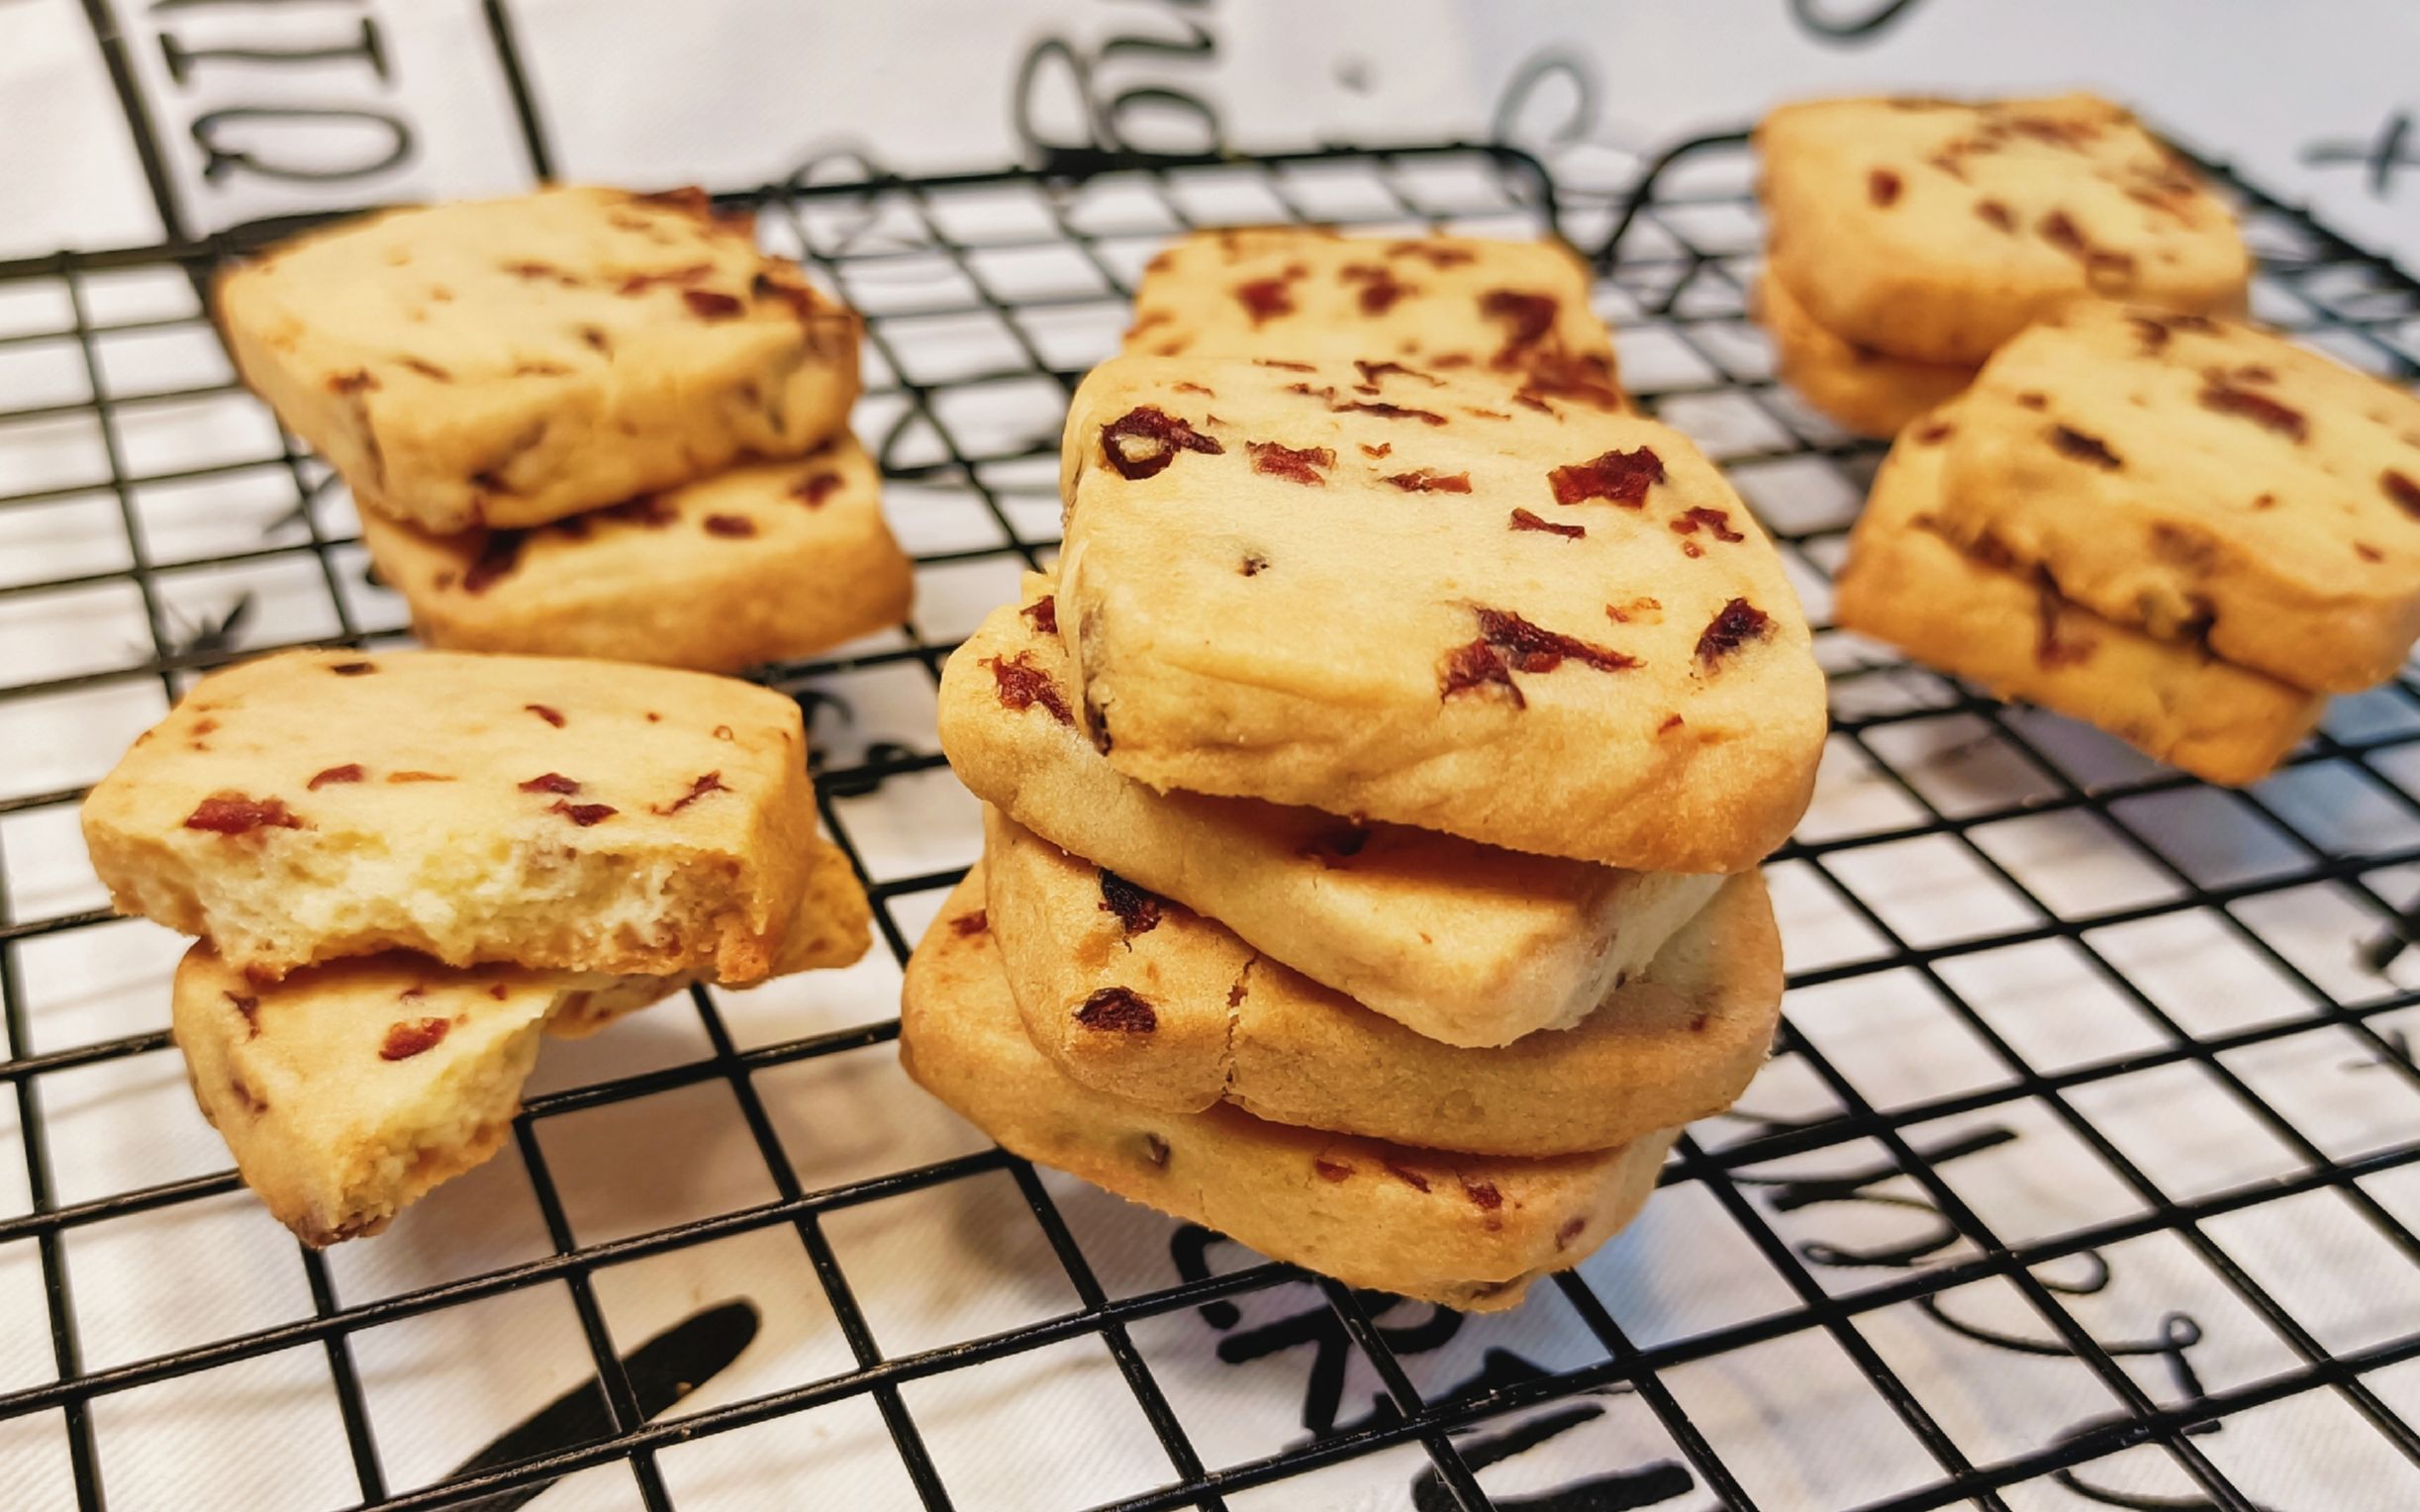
[1125,227,1622,408]
[1834,403,2325,786]
[1054,355,1826,872]
[1758,93,2248,365]
[939,575,1721,1046]
[217,187,861,533]
[358,437,912,671]
[1929,301,2420,693]
[1755,272,1973,439]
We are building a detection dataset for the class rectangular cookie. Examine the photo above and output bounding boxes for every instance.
[1928,302,2420,693]
[940,576,1720,1046]
[175,943,677,1244]
[1757,93,2248,365]
[218,186,860,534]
[982,805,1779,1156]
[1835,403,2325,786]
[1054,355,1826,872]
[83,647,870,983]
[903,870,1681,1313]
[1755,272,1973,438]
[1125,227,1622,409]
[357,437,912,672]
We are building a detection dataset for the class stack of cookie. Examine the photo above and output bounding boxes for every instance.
[908,341,1823,1309]
[81,648,871,1243]
[1753,93,2250,436]
[218,186,912,671]
[1837,300,2420,784]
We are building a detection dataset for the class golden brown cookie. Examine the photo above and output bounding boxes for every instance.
[1755,272,1974,438]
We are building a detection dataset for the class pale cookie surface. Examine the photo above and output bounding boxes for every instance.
[1756,272,1973,438]
[83,648,868,982]
[358,438,912,671]
[1758,93,2248,365]
[1930,302,2420,693]
[175,944,674,1245]
[901,871,1679,1312]
[1836,405,2325,786]
[1055,356,1825,872]
[218,186,860,534]
[1125,227,1622,409]
[982,807,1780,1155]
[941,578,1720,1046]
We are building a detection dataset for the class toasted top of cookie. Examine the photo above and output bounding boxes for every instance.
[1054,356,1823,871]
[1125,228,1621,409]
[87,646,806,874]
[1937,302,2420,691]
[218,186,850,395]
[1757,93,2248,364]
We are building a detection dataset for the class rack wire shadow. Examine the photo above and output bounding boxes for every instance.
[0,134,2415,1511]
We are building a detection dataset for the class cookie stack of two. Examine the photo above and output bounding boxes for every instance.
[81,650,873,1244]
[909,351,1827,1310]
[217,186,911,672]
[1838,301,2420,785]
[1754,93,2249,437]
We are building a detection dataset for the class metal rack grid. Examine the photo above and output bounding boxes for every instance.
[0,134,2415,1512]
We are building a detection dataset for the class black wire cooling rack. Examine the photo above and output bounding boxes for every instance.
[1,134,2418,1512]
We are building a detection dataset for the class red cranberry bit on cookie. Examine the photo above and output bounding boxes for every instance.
[702,514,758,537]
[1020,595,1058,635]
[1914,421,1956,444]
[328,370,378,395]
[1548,446,1664,507]
[461,530,528,594]
[1386,469,1472,493]
[2198,382,2308,442]
[1463,1180,1504,1211]
[1100,406,1222,480]
[1247,440,1335,485]
[184,794,302,834]
[1074,988,1157,1033]
[1556,1216,1588,1249]
[1518,351,1622,410]
[308,764,364,791]
[548,800,619,826]
[329,660,377,676]
[1510,508,1585,538]
[2050,425,2123,470]
[791,472,843,508]
[655,772,727,814]
[1671,506,1745,544]
[1382,1161,1432,1193]
[682,290,744,320]
[1334,400,1447,425]
[526,703,566,727]
[1477,607,1638,675]
[1098,870,1164,934]
[2383,470,2420,520]
[1339,263,1414,315]
[1868,168,1903,206]
[983,653,1073,723]
[379,1018,450,1061]
[1695,599,1773,668]
[1479,289,1557,365]
[1975,200,2015,232]
[519,773,581,795]
[1439,640,1522,708]
[1233,277,1295,325]
[950,909,989,937]
[1313,1158,1354,1182]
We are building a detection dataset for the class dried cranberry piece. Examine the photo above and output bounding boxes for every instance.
[1346,266,1413,315]
[1074,988,1157,1033]
[519,773,580,795]
[1020,595,1058,635]
[1510,508,1585,538]
[184,794,301,835]
[2050,425,2123,470]
[1480,289,1558,365]
[1382,1162,1432,1193]
[1869,168,1903,206]
[1670,506,1745,543]
[2383,470,2420,520]
[1517,350,1622,410]
[655,772,727,814]
[1253,358,1314,372]
[461,530,527,594]
[2198,382,2308,442]
[1464,1181,1504,1210]
[982,653,1072,724]
[1313,1158,1354,1182]
[1389,241,1476,268]
[329,660,376,676]
[791,471,843,508]
[549,801,618,826]
[1695,599,1773,667]
[949,909,989,937]
[526,704,565,727]
[1247,440,1335,485]
[1385,469,1472,494]
[1100,406,1223,480]
[683,290,743,320]
[1438,639,1522,708]
[1476,607,1638,674]
[1233,277,1295,325]
[1098,870,1164,935]
[379,1018,450,1061]
[308,764,364,791]
[328,370,377,395]
[1335,400,1446,425]
[1976,200,2015,232]
[702,513,758,536]
[599,494,677,527]
[1548,446,1664,507]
